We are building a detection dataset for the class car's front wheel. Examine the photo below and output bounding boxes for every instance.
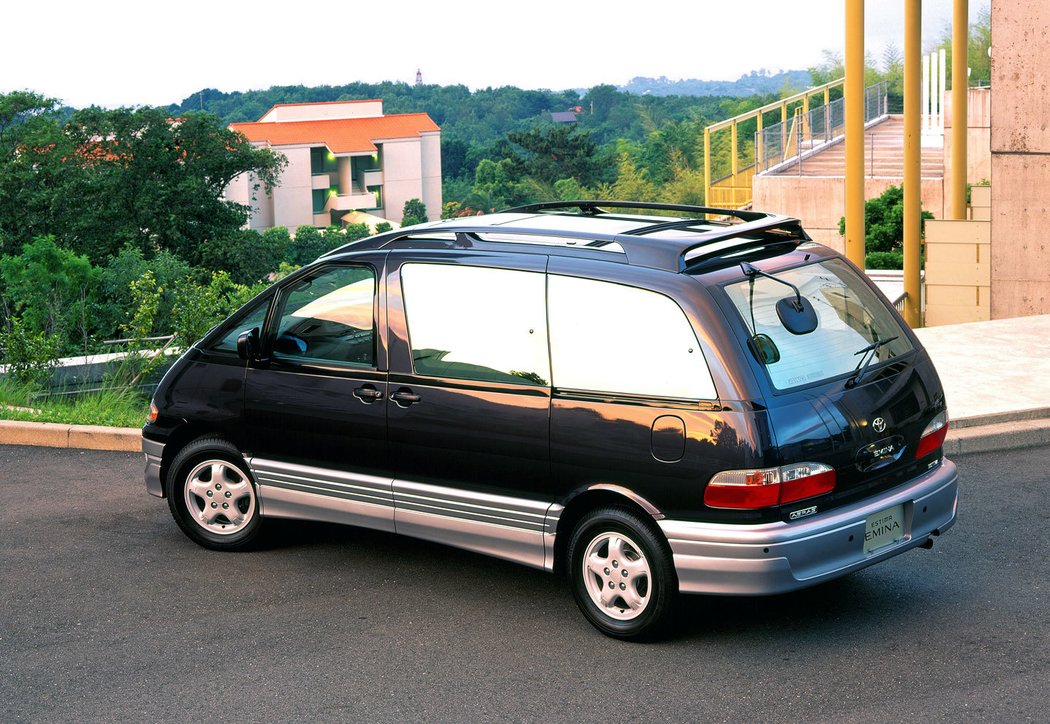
[567,506,677,640]
[166,437,262,551]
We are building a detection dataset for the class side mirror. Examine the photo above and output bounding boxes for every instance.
[776,296,818,335]
[236,327,260,361]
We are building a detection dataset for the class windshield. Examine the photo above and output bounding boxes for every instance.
[724,258,913,390]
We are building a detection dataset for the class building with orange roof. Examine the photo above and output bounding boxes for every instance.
[225,100,441,229]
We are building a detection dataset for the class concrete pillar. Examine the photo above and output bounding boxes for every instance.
[338,156,351,195]
[903,0,922,327]
[844,0,865,268]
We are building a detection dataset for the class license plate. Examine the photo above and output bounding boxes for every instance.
[864,504,905,554]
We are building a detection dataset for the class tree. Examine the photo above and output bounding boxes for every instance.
[0,94,287,264]
[936,7,991,87]
[401,198,428,226]
[502,125,606,188]
[837,185,934,269]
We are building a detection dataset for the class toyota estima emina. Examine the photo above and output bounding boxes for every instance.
[142,201,957,640]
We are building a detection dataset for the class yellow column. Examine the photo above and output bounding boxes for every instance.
[703,127,711,206]
[951,0,969,219]
[731,121,739,192]
[756,112,763,173]
[903,0,922,327]
[844,0,865,268]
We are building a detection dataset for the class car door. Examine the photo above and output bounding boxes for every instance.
[384,251,554,568]
[242,253,394,532]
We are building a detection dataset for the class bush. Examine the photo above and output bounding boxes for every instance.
[172,271,262,348]
[0,316,61,389]
[865,251,905,270]
[838,185,934,263]
[198,228,289,285]
[401,198,428,226]
[95,246,191,343]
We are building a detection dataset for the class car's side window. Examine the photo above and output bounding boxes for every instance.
[211,295,271,353]
[548,275,717,400]
[401,263,549,386]
[271,265,376,367]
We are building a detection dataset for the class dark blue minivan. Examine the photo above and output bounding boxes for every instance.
[143,201,957,640]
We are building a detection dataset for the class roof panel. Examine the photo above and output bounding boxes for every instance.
[230,113,440,153]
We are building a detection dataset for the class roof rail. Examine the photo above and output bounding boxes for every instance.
[504,199,771,224]
[322,202,809,273]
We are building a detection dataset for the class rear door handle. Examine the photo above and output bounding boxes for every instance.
[353,385,383,403]
[390,388,421,406]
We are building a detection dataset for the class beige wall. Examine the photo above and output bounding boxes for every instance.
[272,147,313,229]
[943,89,992,218]
[259,100,383,123]
[381,138,424,224]
[420,132,443,221]
[990,0,1050,318]
[751,176,944,254]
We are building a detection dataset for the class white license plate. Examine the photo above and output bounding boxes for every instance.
[864,504,906,554]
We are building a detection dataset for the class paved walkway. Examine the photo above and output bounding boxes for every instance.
[914,314,1050,421]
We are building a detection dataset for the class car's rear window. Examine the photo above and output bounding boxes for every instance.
[724,258,913,390]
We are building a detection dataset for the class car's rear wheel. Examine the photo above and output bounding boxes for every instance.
[166,437,261,550]
[567,506,677,640]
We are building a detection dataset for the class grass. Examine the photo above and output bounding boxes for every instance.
[0,378,148,428]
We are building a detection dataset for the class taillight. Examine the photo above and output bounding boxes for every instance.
[147,400,159,424]
[915,411,948,459]
[704,462,836,510]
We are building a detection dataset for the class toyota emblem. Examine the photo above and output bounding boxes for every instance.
[873,417,887,433]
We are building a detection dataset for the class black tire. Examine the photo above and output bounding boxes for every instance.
[566,506,677,641]
[166,436,262,551]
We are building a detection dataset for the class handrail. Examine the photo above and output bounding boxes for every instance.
[705,78,846,132]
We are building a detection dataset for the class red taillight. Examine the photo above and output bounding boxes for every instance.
[915,411,949,458]
[704,463,836,510]
[147,401,159,424]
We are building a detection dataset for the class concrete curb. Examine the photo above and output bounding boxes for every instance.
[4,408,1050,457]
[0,420,140,452]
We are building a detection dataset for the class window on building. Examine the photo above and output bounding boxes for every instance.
[548,275,717,400]
[312,189,327,214]
[271,265,376,367]
[401,263,549,386]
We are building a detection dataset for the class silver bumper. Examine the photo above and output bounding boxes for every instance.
[143,436,165,498]
[659,459,958,595]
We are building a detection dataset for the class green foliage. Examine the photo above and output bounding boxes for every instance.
[865,251,905,270]
[172,271,262,348]
[0,316,61,389]
[0,236,97,353]
[0,376,148,428]
[198,228,289,285]
[288,225,347,265]
[502,125,609,188]
[374,221,393,234]
[401,198,428,226]
[0,94,286,264]
[95,246,190,346]
[937,8,991,87]
[837,185,935,268]
[344,222,371,241]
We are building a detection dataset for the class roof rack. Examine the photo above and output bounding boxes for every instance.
[504,200,770,224]
[323,201,809,273]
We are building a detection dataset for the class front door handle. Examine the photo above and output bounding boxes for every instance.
[390,388,421,407]
[353,385,383,403]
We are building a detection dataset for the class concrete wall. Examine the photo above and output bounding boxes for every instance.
[943,89,992,218]
[990,1,1050,318]
[419,132,443,221]
[260,100,383,123]
[751,176,944,255]
[381,139,424,224]
[272,147,313,229]
[225,171,274,230]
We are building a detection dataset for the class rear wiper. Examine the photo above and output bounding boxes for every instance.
[846,336,899,388]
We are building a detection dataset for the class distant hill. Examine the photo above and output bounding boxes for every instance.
[619,69,813,97]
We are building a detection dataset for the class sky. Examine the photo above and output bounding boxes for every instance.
[1,0,990,109]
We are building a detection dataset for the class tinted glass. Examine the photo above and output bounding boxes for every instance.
[212,296,270,353]
[273,265,376,367]
[548,275,717,400]
[724,258,913,390]
[401,263,549,386]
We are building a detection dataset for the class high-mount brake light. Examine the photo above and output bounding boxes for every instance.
[704,462,836,510]
[915,411,949,459]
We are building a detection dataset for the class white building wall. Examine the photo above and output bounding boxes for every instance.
[380,138,425,223]
[419,132,443,221]
[225,171,274,230]
[259,100,383,123]
[272,147,314,229]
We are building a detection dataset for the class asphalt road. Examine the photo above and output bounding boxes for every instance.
[2,444,1048,723]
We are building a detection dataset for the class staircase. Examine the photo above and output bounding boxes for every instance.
[772,116,943,178]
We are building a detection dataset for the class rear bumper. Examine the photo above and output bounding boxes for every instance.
[659,458,958,595]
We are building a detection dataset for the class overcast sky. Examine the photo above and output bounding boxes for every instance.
[2,0,990,109]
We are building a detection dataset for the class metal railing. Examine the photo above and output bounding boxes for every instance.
[755,81,888,176]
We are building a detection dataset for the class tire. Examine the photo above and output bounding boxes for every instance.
[166,436,262,551]
[566,506,677,641]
